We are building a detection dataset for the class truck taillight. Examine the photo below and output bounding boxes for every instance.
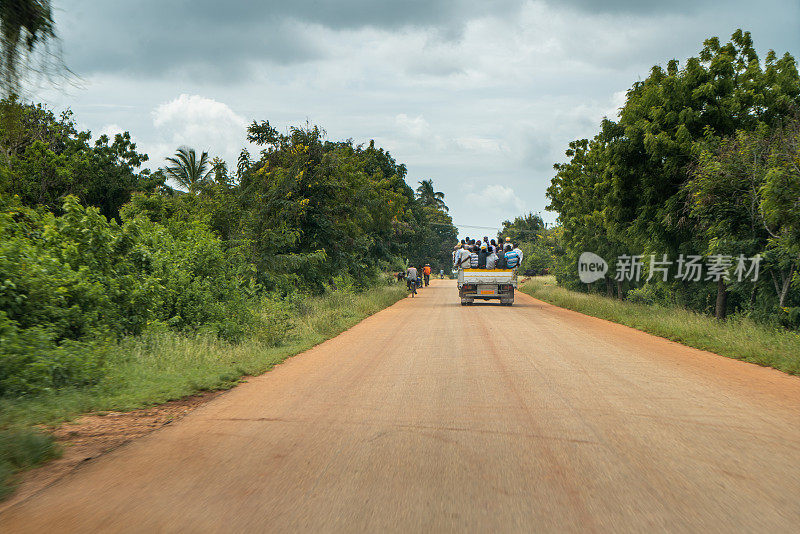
[463,284,476,291]
[500,284,513,291]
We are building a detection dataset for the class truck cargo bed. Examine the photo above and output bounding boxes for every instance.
[457,269,517,305]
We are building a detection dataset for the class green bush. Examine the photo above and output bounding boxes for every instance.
[626,283,675,306]
[0,194,256,396]
[0,313,109,396]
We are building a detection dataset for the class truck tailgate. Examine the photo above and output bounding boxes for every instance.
[458,269,516,284]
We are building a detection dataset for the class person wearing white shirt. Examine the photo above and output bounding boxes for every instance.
[453,245,471,270]
[512,244,524,268]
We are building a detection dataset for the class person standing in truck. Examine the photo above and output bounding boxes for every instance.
[486,247,498,269]
[469,245,479,268]
[477,244,488,268]
[454,244,470,270]
[496,246,506,269]
[453,240,465,264]
[504,244,520,269]
[512,243,524,270]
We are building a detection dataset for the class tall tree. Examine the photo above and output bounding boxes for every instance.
[0,99,158,219]
[499,213,545,244]
[416,179,447,211]
[162,147,212,194]
[548,30,800,315]
[210,156,230,186]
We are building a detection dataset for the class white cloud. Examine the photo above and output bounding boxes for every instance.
[466,184,525,213]
[150,94,249,166]
[96,123,124,140]
[455,136,509,154]
[395,113,430,138]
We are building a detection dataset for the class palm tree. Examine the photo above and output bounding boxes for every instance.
[163,146,212,193]
[416,179,448,211]
[210,156,229,185]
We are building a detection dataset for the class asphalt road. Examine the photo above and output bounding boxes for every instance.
[2,280,800,532]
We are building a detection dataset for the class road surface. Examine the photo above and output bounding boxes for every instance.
[2,280,800,532]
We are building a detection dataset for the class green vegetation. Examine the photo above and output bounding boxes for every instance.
[0,97,454,496]
[520,276,800,375]
[545,30,800,325]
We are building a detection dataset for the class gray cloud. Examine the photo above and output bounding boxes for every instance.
[556,0,717,14]
[56,0,521,80]
[44,0,800,233]
[55,0,799,85]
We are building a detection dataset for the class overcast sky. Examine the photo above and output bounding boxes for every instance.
[37,0,800,236]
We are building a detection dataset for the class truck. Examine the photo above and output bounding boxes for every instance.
[457,268,517,306]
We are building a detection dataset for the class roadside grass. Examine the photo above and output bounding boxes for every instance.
[0,282,407,498]
[0,428,59,500]
[520,276,800,376]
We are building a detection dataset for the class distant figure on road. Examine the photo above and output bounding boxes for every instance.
[439,269,444,279]
[406,266,418,297]
[423,264,431,286]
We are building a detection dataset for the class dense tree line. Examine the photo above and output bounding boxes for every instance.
[0,102,456,394]
[546,30,800,325]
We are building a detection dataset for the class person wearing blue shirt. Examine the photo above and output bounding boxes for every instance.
[504,244,520,269]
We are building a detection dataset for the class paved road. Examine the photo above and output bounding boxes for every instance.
[2,280,800,532]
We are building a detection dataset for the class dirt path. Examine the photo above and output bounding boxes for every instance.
[2,280,799,532]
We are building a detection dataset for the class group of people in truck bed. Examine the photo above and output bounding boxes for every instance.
[453,236,523,270]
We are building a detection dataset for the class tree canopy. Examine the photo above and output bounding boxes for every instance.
[546,30,800,324]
